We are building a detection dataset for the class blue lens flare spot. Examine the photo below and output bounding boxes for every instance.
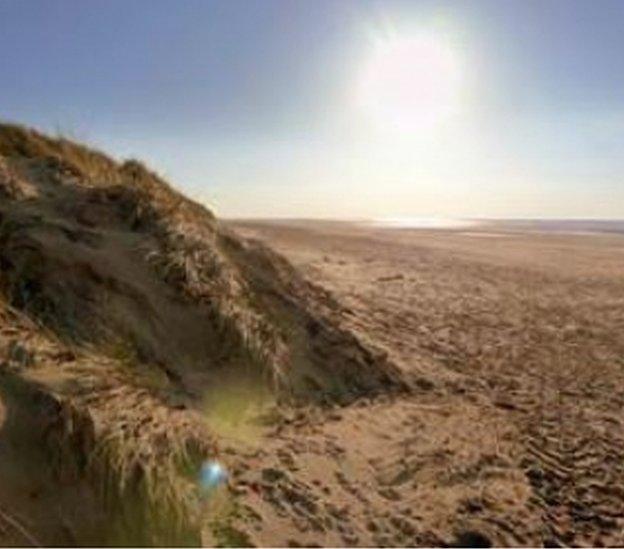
[199,460,228,492]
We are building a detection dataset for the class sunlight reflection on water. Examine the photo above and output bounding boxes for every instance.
[369,217,478,229]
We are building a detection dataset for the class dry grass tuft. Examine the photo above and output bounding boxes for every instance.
[0,122,118,183]
[0,156,38,200]
[0,295,216,545]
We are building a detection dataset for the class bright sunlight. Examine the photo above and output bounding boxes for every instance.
[357,31,463,132]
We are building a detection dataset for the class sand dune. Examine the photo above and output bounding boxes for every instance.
[0,124,402,546]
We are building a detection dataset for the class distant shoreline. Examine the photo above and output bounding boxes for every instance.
[227,217,624,235]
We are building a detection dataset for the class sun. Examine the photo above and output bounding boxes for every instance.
[357,32,463,132]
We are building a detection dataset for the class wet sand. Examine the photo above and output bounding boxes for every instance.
[224,219,624,547]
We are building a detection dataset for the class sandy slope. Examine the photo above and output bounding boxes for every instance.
[0,126,406,546]
[223,220,624,547]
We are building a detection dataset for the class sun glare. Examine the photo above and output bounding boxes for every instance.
[357,32,463,132]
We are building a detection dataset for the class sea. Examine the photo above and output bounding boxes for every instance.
[368,218,624,235]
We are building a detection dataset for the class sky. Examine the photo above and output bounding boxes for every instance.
[1,0,623,219]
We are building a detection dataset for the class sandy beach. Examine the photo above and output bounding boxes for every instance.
[221,219,624,547]
[2,1,623,543]
[1,125,623,546]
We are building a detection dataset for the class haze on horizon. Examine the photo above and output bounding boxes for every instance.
[1,0,623,220]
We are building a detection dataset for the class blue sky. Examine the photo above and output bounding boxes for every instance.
[1,0,623,218]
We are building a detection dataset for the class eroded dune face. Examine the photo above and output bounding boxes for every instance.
[0,124,407,545]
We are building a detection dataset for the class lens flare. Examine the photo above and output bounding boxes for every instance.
[199,460,228,493]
